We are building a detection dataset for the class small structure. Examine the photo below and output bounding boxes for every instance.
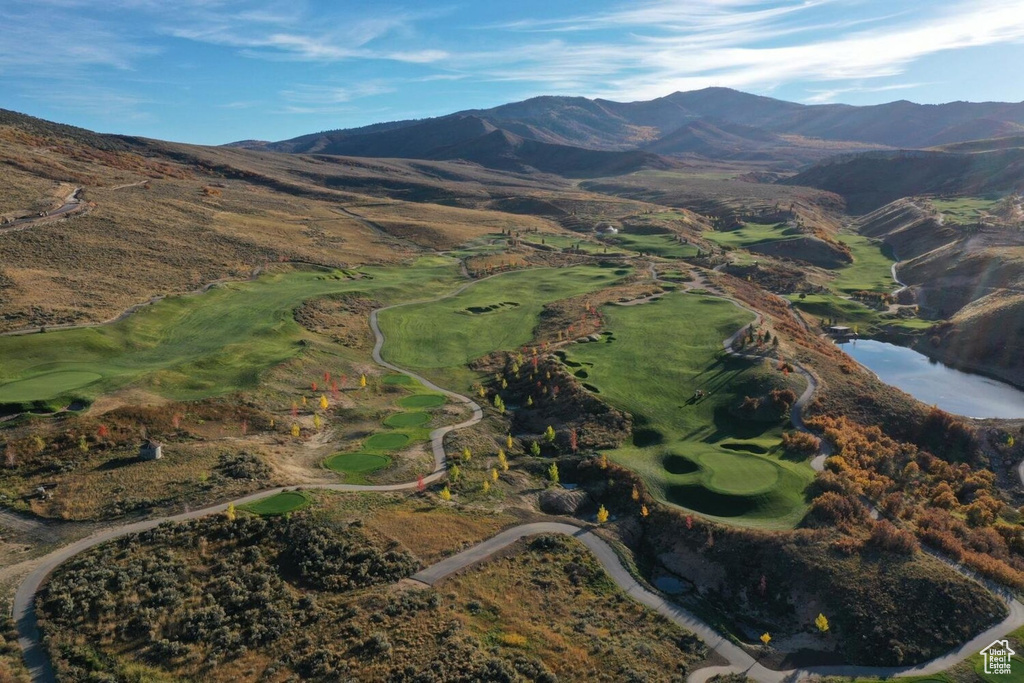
[595,223,618,235]
[139,439,163,461]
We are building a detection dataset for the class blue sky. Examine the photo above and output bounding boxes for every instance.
[2,0,1024,145]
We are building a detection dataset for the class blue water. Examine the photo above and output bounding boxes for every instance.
[838,339,1024,419]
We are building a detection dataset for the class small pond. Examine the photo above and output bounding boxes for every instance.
[837,339,1024,419]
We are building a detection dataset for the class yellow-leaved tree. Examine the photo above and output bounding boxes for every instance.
[497,449,509,471]
[226,503,236,521]
[319,394,329,410]
[641,504,649,518]
[760,633,772,646]
[439,486,452,502]
[359,374,367,388]
[596,505,609,524]
[506,433,514,449]
[815,613,829,633]
[291,424,300,437]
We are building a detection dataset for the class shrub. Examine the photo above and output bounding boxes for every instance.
[781,430,820,456]
[868,520,918,554]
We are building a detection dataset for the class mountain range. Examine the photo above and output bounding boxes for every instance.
[229,88,1024,174]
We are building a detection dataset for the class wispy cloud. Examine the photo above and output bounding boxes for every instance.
[448,0,1024,102]
[275,82,396,114]
[804,82,930,104]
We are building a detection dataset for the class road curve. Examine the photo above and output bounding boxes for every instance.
[714,284,832,471]
[13,276,488,683]
[409,521,1024,683]
[0,188,83,235]
[11,266,1021,683]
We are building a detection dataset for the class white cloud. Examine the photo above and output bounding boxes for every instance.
[448,0,1024,103]
[804,82,930,104]
[281,83,396,105]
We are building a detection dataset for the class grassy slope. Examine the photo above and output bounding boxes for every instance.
[844,625,1024,683]
[0,259,460,407]
[789,232,932,332]
[930,197,1002,224]
[607,232,699,257]
[565,292,813,528]
[377,264,631,389]
[831,233,897,293]
[704,221,797,249]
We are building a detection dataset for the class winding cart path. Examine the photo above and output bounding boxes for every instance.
[11,267,1022,683]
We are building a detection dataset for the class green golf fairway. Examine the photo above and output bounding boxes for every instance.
[324,452,391,476]
[241,491,311,516]
[703,221,797,249]
[398,394,446,408]
[378,265,631,387]
[364,432,410,451]
[565,292,814,528]
[383,411,430,427]
[607,233,699,258]
[0,259,460,407]
[831,233,897,294]
[0,371,103,402]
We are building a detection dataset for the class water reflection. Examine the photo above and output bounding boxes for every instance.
[837,339,1024,419]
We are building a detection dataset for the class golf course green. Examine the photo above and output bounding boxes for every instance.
[565,292,814,528]
[0,259,461,408]
[241,491,312,516]
[383,411,430,428]
[324,452,391,480]
[398,394,446,409]
[364,432,411,451]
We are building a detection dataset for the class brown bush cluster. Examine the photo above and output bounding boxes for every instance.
[807,413,1024,589]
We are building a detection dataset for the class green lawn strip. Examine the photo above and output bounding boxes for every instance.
[383,411,430,427]
[566,292,814,529]
[364,432,411,451]
[703,221,799,250]
[381,373,413,385]
[0,257,462,406]
[605,232,698,258]
[398,394,446,408]
[830,233,897,294]
[378,264,633,389]
[323,452,392,483]
[240,490,312,516]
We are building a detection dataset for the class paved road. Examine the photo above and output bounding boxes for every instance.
[411,521,1024,683]
[0,188,83,235]
[11,264,1023,683]
[12,276,487,683]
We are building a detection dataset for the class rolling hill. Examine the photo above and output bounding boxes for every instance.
[784,145,1024,213]
[234,88,1024,170]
